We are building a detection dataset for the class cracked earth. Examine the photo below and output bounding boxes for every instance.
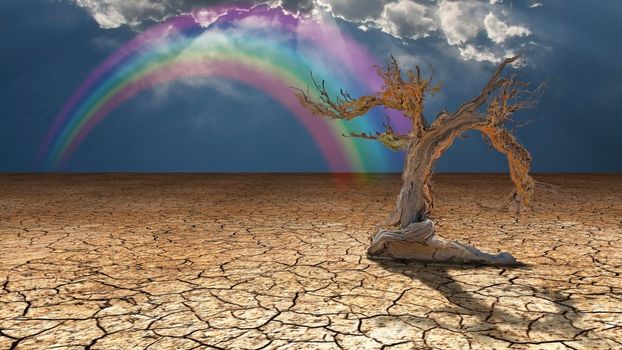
[0,174,621,349]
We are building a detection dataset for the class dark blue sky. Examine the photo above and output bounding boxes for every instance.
[1,0,621,172]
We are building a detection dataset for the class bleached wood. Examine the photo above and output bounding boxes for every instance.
[296,55,544,264]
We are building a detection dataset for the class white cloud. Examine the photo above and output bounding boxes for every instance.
[69,0,535,65]
[483,12,531,44]
[434,1,532,62]
[436,1,482,45]
[458,44,501,64]
[192,8,229,28]
[315,0,385,22]
[375,0,436,40]
[74,0,171,28]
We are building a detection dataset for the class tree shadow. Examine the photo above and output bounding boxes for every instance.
[371,258,582,343]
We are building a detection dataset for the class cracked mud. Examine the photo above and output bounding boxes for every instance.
[0,174,620,349]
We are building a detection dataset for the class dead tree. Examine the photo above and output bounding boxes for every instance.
[295,56,545,265]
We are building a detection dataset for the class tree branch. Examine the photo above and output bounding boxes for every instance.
[343,129,410,151]
[478,126,535,211]
[375,56,437,138]
[486,77,547,127]
[451,56,521,118]
[293,74,381,120]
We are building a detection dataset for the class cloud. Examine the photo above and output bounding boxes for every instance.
[458,44,501,64]
[314,0,437,42]
[436,1,482,45]
[433,1,533,62]
[73,0,173,28]
[483,12,531,43]
[375,0,436,40]
[71,0,319,29]
[69,0,535,64]
[315,0,385,22]
[280,0,315,15]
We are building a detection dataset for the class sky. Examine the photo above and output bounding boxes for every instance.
[1,0,621,173]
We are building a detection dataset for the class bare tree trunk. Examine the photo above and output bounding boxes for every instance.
[393,143,432,227]
[389,113,482,227]
[296,56,542,266]
[369,113,518,265]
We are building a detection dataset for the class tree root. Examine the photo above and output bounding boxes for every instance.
[368,220,518,265]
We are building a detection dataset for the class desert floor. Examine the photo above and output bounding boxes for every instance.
[0,173,620,350]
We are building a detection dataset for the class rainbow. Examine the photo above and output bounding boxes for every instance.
[38,5,408,172]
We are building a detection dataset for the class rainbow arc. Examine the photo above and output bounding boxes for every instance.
[38,5,408,172]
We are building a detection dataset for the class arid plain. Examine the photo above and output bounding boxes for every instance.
[0,173,620,349]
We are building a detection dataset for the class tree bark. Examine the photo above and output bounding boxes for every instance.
[369,113,518,265]
[395,114,484,226]
[295,56,540,266]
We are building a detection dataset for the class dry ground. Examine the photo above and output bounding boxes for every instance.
[0,173,621,350]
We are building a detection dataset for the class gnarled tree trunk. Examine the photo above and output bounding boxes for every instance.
[369,113,518,265]
[296,55,544,266]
